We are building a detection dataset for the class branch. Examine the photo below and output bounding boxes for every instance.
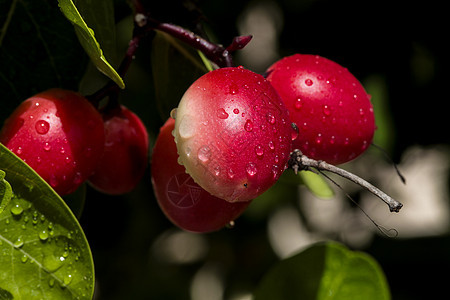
[288,149,403,213]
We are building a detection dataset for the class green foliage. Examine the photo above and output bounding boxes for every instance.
[58,0,124,88]
[254,241,391,300]
[0,144,94,300]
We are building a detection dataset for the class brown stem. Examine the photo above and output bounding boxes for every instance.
[288,149,403,213]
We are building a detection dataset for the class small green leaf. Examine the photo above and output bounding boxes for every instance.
[254,241,391,300]
[57,0,124,88]
[0,170,13,214]
[300,170,334,199]
[0,144,94,300]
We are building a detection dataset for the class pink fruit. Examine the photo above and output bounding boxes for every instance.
[0,88,105,195]
[266,54,376,165]
[88,105,149,195]
[151,118,250,232]
[173,67,293,202]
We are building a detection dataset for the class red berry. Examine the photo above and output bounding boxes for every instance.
[151,118,250,232]
[0,88,105,195]
[266,54,376,165]
[88,105,149,195]
[173,67,293,202]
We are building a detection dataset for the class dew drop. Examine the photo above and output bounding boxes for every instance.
[272,165,279,179]
[246,162,257,176]
[229,84,239,95]
[266,113,276,124]
[244,119,253,132]
[213,165,221,176]
[217,108,229,119]
[233,108,239,114]
[39,230,49,241]
[227,168,235,179]
[170,108,177,119]
[35,120,50,134]
[315,134,322,145]
[305,79,313,86]
[329,136,336,144]
[15,147,23,155]
[255,144,264,157]
[48,278,55,288]
[44,142,51,152]
[344,137,350,145]
[294,98,303,110]
[197,145,211,163]
[63,274,73,286]
[14,237,24,248]
[10,203,24,216]
[322,105,332,116]
[359,108,365,116]
[268,141,275,151]
[21,255,28,263]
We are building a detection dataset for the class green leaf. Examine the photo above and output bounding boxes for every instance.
[58,0,124,88]
[299,170,334,199]
[0,170,13,214]
[254,241,391,300]
[151,31,208,119]
[0,144,94,300]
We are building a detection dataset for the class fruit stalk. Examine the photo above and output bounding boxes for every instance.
[289,149,403,213]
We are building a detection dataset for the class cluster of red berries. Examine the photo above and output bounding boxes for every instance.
[0,88,149,196]
[0,54,375,233]
[151,54,376,232]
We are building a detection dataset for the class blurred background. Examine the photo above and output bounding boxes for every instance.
[79,1,449,299]
[2,0,448,299]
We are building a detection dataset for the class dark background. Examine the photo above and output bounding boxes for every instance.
[1,0,449,299]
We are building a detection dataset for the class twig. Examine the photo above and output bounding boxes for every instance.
[288,149,403,213]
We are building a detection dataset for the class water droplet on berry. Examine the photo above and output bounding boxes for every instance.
[170,108,177,119]
[49,175,58,188]
[227,168,235,179]
[35,120,50,134]
[344,137,350,145]
[15,147,23,155]
[246,162,257,176]
[266,113,276,124]
[315,134,322,144]
[255,144,264,157]
[272,165,279,179]
[233,108,239,114]
[268,141,275,151]
[44,143,51,152]
[305,79,313,86]
[217,108,229,119]
[359,108,365,116]
[197,146,211,163]
[229,84,239,95]
[213,165,221,176]
[244,119,253,132]
[329,136,336,144]
[322,105,332,116]
[294,98,303,110]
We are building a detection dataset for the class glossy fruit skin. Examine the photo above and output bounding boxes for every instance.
[0,88,105,195]
[173,67,293,202]
[266,54,376,165]
[151,118,250,233]
[88,105,149,195]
